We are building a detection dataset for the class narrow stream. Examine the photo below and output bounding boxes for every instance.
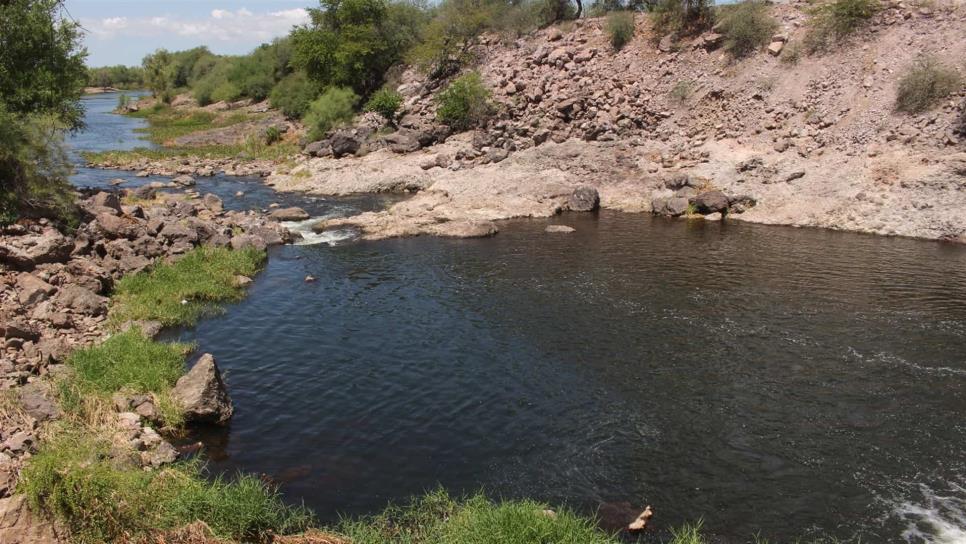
[71,93,966,544]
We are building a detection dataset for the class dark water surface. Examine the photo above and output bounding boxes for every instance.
[72,94,966,543]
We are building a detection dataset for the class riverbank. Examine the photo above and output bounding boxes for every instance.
[84,0,966,243]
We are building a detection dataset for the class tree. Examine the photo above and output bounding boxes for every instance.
[142,49,173,99]
[0,0,85,224]
[0,0,87,129]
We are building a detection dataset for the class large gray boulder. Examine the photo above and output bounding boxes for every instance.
[172,354,233,425]
[54,285,108,316]
[269,207,310,222]
[568,186,600,212]
[690,190,730,215]
[330,132,362,158]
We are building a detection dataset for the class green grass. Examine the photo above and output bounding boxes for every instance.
[110,246,266,327]
[128,104,255,145]
[336,488,619,544]
[61,329,190,425]
[19,426,315,544]
[81,139,299,164]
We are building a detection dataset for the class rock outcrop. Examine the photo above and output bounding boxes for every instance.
[172,354,233,425]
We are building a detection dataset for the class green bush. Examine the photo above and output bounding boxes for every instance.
[606,11,636,50]
[337,488,619,544]
[110,246,266,327]
[895,56,962,114]
[716,1,778,58]
[436,72,493,131]
[303,86,360,141]
[211,80,243,104]
[270,72,319,119]
[19,428,315,544]
[265,126,283,145]
[669,79,693,102]
[365,88,404,122]
[650,0,715,37]
[805,0,879,51]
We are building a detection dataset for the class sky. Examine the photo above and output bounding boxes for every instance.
[65,1,314,66]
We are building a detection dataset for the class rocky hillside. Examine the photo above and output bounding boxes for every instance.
[268,0,966,241]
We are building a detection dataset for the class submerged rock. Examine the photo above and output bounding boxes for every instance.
[431,220,499,238]
[269,207,310,221]
[172,353,233,425]
[545,225,576,233]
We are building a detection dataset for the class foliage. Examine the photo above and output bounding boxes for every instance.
[669,79,693,102]
[265,126,283,145]
[716,1,778,58]
[804,0,879,51]
[82,140,301,164]
[0,0,87,130]
[668,521,708,544]
[303,87,360,141]
[650,0,715,37]
[406,0,499,79]
[270,72,320,119]
[365,88,405,122]
[435,72,493,130]
[780,41,802,64]
[606,11,636,50]
[291,0,426,96]
[110,246,266,327]
[895,56,962,114]
[589,0,654,15]
[86,65,145,90]
[336,488,619,544]
[19,427,315,544]
[0,104,77,226]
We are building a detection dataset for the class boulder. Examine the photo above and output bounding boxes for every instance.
[0,228,72,270]
[95,212,139,239]
[303,140,330,157]
[383,130,422,153]
[568,186,600,212]
[432,221,499,238]
[17,273,57,305]
[172,353,233,425]
[202,194,223,213]
[54,285,108,316]
[767,41,784,56]
[269,207,310,222]
[1,318,39,341]
[690,190,730,214]
[728,194,757,214]
[652,196,690,217]
[172,175,196,186]
[0,495,67,544]
[90,192,122,214]
[330,132,363,158]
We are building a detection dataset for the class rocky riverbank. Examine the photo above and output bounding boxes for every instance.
[0,186,294,542]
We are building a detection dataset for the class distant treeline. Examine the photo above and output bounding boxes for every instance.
[86,64,145,89]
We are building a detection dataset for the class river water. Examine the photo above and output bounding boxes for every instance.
[70,93,966,543]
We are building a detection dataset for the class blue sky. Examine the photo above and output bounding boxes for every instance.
[65,1,313,66]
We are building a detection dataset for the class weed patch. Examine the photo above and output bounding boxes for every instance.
[109,246,266,327]
[716,1,778,58]
[895,56,962,114]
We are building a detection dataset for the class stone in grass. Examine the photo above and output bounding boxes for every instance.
[172,353,233,425]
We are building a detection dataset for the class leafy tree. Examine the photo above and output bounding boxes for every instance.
[271,72,320,119]
[0,0,87,129]
[291,0,413,96]
[142,49,174,98]
[0,0,85,224]
[303,87,359,141]
[435,72,493,130]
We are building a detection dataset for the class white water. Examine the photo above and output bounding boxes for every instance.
[897,483,966,544]
[281,217,356,246]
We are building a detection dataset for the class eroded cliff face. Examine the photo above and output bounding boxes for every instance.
[270,0,966,241]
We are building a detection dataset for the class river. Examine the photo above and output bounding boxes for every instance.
[70,93,966,544]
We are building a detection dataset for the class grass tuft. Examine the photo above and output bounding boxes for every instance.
[19,426,315,544]
[606,11,636,51]
[336,488,619,544]
[109,246,266,327]
[805,0,880,52]
[716,1,779,58]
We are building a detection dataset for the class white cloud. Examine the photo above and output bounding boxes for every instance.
[82,7,309,43]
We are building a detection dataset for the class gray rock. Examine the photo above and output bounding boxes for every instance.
[1,319,39,341]
[55,285,108,316]
[17,274,57,305]
[433,221,499,238]
[172,175,196,186]
[269,207,310,222]
[568,186,600,212]
[91,191,122,214]
[202,194,223,213]
[545,225,576,233]
[141,441,178,468]
[230,234,267,251]
[728,194,757,214]
[0,228,72,270]
[172,353,233,425]
[303,140,330,157]
[690,190,730,214]
[330,132,362,158]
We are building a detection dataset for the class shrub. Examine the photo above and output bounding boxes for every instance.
[20,428,315,543]
[211,80,242,104]
[436,72,493,131]
[606,11,636,50]
[780,41,802,64]
[110,246,266,327]
[270,72,319,119]
[116,93,130,110]
[650,0,715,37]
[302,86,359,141]
[364,88,404,123]
[805,0,880,51]
[895,56,962,114]
[265,126,282,145]
[669,79,693,102]
[716,1,778,58]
